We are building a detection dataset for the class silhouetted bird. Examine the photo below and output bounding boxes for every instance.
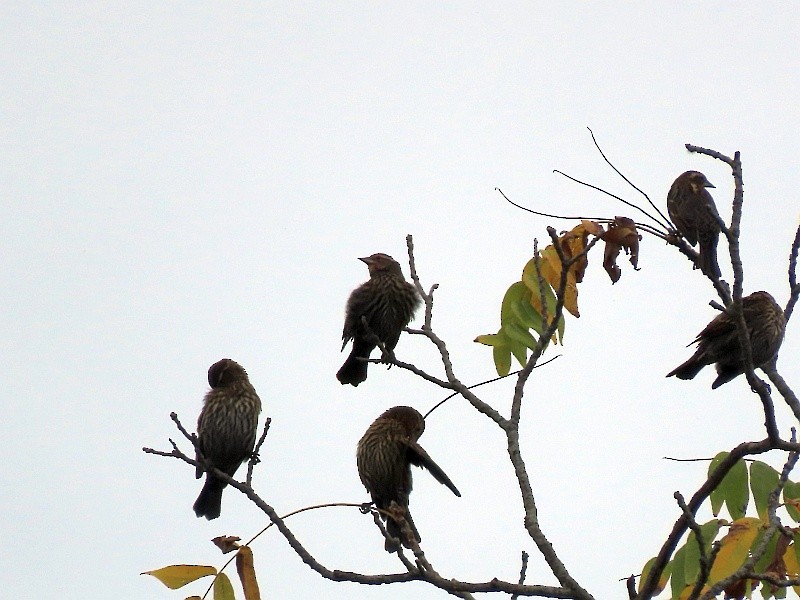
[667,291,785,389]
[357,405,460,552]
[193,359,262,520]
[667,170,722,278]
[337,253,420,386]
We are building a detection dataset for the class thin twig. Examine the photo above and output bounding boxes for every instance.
[423,355,562,420]
[552,170,669,233]
[786,223,800,322]
[586,127,672,230]
[511,551,530,600]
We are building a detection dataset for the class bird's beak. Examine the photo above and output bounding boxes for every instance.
[358,256,371,264]
[705,181,716,189]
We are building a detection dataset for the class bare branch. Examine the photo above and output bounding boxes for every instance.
[764,362,800,422]
[552,170,668,233]
[247,417,271,486]
[511,551,530,600]
[586,127,672,230]
[786,223,800,322]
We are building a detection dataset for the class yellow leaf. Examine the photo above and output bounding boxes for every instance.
[678,583,709,600]
[142,565,217,590]
[236,546,261,600]
[708,518,762,584]
[783,543,800,597]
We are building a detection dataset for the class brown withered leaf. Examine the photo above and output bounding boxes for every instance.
[212,535,242,554]
[236,546,262,600]
[581,219,605,237]
[599,216,641,283]
[559,224,590,283]
[723,576,751,600]
[761,534,791,597]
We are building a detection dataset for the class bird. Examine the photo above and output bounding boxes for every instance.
[667,170,722,278]
[336,253,420,386]
[667,291,785,389]
[193,359,262,520]
[356,405,461,552]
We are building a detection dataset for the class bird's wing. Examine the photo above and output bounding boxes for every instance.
[692,310,734,344]
[405,441,461,497]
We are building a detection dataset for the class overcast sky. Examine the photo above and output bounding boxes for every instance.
[3,3,800,599]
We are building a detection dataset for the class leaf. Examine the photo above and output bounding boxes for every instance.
[683,520,722,584]
[142,565,216,590]
[475,332,512,376]
[639,556,672,596]
[599,216,641,283]
[708,518,762,585]
[213,573,235,600]
[670,544,688,600]
[509,288,545,336]
[520,259,567,341]
[709,452,728,516]
[757,531,789,600]
[505,322,539,350]
[750,461,781,520]
[708,453,748,520]
[783,481,800,522]
[212,536,242,554]
[558,223,590,283]
[492,339,512,376]
[783,539,800,597]
[236,546,261,600]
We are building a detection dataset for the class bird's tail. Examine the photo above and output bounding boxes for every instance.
[711,365,742,389]
[699,238,721,278]
[336,347,370,386]
[384,504,420,553]
[193,476,225,520]
[667,355,706,381]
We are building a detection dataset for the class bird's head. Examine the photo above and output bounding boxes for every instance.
[207,358,248,388]
[359,253,403,276]
[684,171,715,194]
[381,405,425,440]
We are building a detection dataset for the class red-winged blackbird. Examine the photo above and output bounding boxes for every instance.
[356,405,460,552]
[667,291,785,389]
[667,171,722,278]
[336,253,420,386]
[193,359,262,520]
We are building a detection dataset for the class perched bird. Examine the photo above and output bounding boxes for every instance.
[193,359,262,520]
[667,291,785,389]
[337,253,420,386]
[356,405,461,552]
[667,170,722,278]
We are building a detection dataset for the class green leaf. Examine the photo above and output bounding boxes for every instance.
[500,282,529,325]
[639,556,672,596]
[213,573,235,600]
[708,452,728,517]
[683,520,722,584]
[752,528,779,574]
[509,289,545,335]
[783,480,800,522]
[492,343,511,376]
[504,322,539,350]
[750,460,780,520]
[670,544,687,600]
[708,453,748,520]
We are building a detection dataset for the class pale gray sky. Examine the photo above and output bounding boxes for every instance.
[3,3,800,599]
